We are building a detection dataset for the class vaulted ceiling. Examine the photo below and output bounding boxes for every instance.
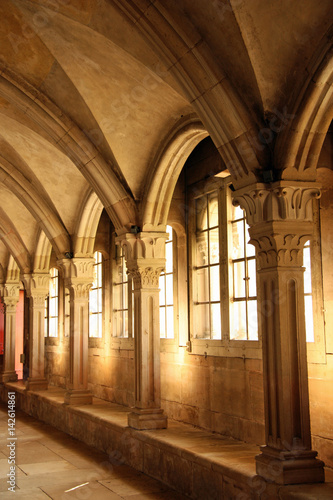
[0,0,332,275]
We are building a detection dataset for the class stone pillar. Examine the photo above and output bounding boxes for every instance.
[22,274,49,391]
[233,181,325,485]
[58,258,94,405]
[119,232,168,429]
[1,282,20,383]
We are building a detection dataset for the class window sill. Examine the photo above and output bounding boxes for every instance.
[188,338,262,359]
[88,337,104,349]
[110,337,134,350]
[45,337,59,347]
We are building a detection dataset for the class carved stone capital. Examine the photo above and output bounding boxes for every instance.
[232,181,321,226]
[127,261,165,289]
[117,232,168,261]
[249,220,313,269]
[3,281,20,310]
[57,257,94,298]
[22,273,50,305]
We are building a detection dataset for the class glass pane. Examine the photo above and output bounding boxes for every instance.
[196,267,209,303]
[159,275,166,306]
[211,303,221,339]
[166,306,174,339]
[230,301,247,340]
[248,300,258,340]
[209,228,219,264]
[166,274,173,305]
[232,204,244,221]
[196,231,208,267]
[246,225,255,257]
[123,310,129,338]
[160,307,166,338]
[89,314,98,338]
[98,313,102,338]
[208,192,219,228]
[49,317,58,337]
[193,303,210,339]
[248,259,257,297]
[234,261,245,298]
[303,246,312,294]
[231,220,245,259]
[305,295,314,342]
[210,265,220,302]
[98,288,102,313]
[114,284,121,310]
[165,241,173,273]
[90,289,98,313]
[122,282,128,309]
[196,196,208,231]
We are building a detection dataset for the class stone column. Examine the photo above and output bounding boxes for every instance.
[233,181,325,485]
[119,231,168,429]
[22,273,49,391]
[1,283,20,383]
[58,258,94,405]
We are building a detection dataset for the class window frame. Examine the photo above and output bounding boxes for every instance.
[88,251,103,340]
[44,267,59,342]
[187,175,261,359]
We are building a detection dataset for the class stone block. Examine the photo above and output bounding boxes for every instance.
[160,451,192,496]
[192,463,223,500]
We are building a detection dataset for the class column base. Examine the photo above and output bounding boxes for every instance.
[128,408,168,430]
[256,445,325,485]
[1,371,18,383]
[64,389,93,405]
[25,378,48,391]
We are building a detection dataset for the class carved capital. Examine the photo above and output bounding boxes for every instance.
[232,181,321,226]
[249,220,313,269]
[3,281,20,309]
[117,232,168,261]
[127,261,165,289]
[22,273,50,303]
[57,257,94,298]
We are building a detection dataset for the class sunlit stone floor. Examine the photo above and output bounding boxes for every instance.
[0,404,187,499]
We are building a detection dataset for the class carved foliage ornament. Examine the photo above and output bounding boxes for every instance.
[232,182,321,226]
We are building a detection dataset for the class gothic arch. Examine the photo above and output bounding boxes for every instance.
[33,231,52,273]
[115,1,264,187]
[276,38,333,180]
[74,190,104,257]
[0,71,138,233]
[142,117,208,231]
[0,208,31,273]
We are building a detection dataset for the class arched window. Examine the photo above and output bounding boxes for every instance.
[113,246,133,338]
[160,225,175,339]
[89,251,103,338]
[45,268,59,338]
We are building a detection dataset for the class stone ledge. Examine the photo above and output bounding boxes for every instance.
[1,382,333,499]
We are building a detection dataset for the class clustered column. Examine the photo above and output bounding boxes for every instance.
[119,231,168,429]
[58,257,94,405]
[1,282,20,383]
[233,181,325,485]
[22,273,49,391]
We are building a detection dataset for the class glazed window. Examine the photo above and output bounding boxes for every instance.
[303,242,314,343]
[113,246,133,338]
[229,204,258,340]
[160,225,175,339]
[45,268,59,338]
[188,177,259,347]
[89,251,103,338]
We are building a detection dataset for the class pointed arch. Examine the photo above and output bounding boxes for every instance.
[0,70,138,233]
[0,154,71,258]
[74,190,104,257]
[142,116,208,230]
[6,255,21,282]
[276,37,333,179]
[114,0,264,187]
[0,207,31,273]
[33,230,52,273]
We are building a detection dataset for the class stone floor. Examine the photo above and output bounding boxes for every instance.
[0,404,188,499]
